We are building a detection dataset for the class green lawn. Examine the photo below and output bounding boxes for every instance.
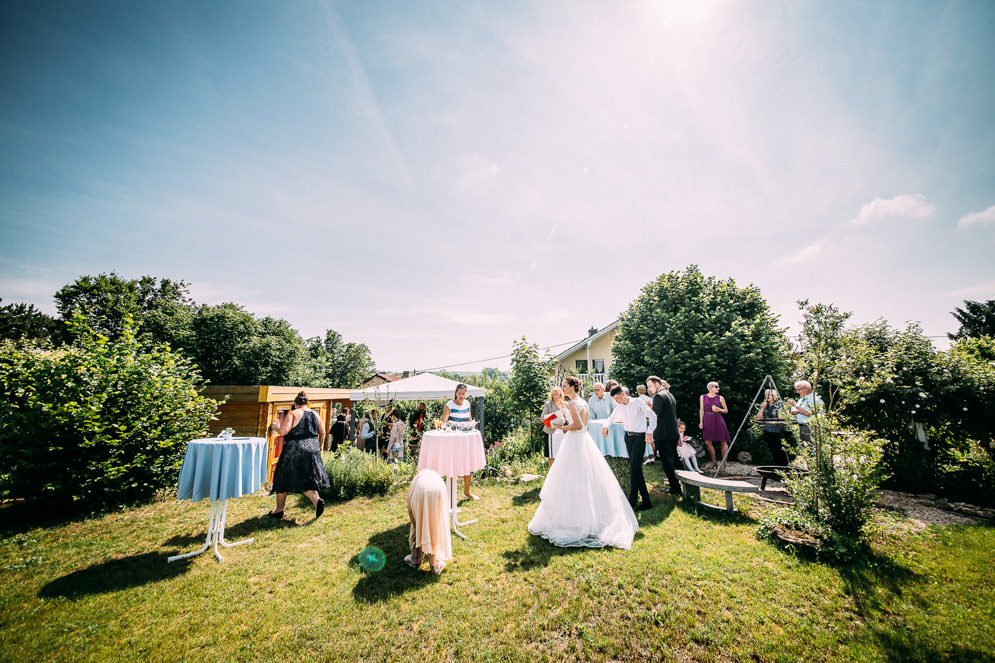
[1,465,993,662]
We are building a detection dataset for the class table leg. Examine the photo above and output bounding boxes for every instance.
[446,476,478,540]
[217,499,254,552]
[168,501,220,562]
[168,499,254,563]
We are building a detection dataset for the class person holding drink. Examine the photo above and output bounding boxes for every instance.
[440,383,478,500]
[699,381,730,470]
[267,391,329,519]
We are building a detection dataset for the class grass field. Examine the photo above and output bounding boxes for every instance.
[1,463,993,662]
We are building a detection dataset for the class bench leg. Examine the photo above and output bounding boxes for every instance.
[724,491,734,514]
[683,482,701,511]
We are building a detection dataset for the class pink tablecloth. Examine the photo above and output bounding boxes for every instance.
[418,430,486,477]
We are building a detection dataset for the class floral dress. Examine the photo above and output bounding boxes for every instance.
[271,409,330,494]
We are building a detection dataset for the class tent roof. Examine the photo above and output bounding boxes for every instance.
[349,372,485,403]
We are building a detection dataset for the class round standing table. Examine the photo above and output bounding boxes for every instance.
[169,436,268,563]
[418,429,486,539]
[588,419,654,458]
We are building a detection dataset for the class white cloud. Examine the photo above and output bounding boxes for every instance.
[957,204,995,228]
[776,239,828,266]
[539,308,571,323]
[942,280,995,298]
[470,270,519,287]
[373,299,515,326]
[850,194,935,226]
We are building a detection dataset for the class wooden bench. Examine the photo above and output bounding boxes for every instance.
[675,470,759,515]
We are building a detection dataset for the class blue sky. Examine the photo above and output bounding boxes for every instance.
[2,1,993,372]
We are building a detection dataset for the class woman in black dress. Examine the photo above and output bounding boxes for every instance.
[268,391,330,519]
[755,389,790,466]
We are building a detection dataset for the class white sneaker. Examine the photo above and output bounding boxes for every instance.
[643,458,655,465]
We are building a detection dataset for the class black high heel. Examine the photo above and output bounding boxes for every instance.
[315,498,325,518]
[267,510,284,519]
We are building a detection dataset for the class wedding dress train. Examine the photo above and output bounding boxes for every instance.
[527,401,638,549]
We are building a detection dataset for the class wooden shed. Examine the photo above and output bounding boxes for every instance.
[201,385,353,480]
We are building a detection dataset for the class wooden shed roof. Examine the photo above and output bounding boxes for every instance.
[200,385,353,403]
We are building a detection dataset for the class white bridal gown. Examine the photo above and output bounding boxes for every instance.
[528,399,639,549]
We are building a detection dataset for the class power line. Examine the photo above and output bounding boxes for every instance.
[416,338,584,373]
[416,332,954,373]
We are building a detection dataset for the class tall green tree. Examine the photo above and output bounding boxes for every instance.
[54,272,193,343]
[509,336,554,446]
[793,299,852,411]
[294,330,376,388]
[188,303,306,385]
[0,299,62,344]
[611,265,791,422]
[949,299,995,340]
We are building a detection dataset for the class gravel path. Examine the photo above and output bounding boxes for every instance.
[702,462,986,526]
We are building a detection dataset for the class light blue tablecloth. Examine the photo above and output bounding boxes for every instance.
[176,437,268,502]
[588,419,654,458]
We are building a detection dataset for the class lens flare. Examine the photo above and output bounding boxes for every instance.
[358,546,386,572]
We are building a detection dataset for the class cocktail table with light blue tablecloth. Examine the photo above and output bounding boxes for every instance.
[588,419,654,458]
[169,436,268,563]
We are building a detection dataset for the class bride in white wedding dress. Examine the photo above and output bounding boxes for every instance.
[528,376,639,549]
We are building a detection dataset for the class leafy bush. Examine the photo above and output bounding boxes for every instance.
[323,446,410,499]
[0,317,218,508]
[782,422,887,539]
[481,426,546,478]
[793,302,995,500]
[934,442,995,507]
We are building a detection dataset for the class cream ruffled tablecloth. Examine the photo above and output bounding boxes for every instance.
[407,469,452,560]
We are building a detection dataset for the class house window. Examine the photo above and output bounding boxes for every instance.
[592,359,605,374]
[575,359,588,374]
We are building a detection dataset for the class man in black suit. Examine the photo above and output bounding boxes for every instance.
[647,375,682,497]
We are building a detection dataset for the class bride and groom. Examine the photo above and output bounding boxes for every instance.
[527,376,641,550]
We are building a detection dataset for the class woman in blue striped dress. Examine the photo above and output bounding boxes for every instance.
[441,383,478,500]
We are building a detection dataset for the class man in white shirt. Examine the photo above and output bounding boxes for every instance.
[587,382,614,420]
[786,380,823,444]
[635,384,656,464]
[602,385,657,510]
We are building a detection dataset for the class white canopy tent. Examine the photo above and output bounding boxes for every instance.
[349,372,484,402]
[349,372,487,435]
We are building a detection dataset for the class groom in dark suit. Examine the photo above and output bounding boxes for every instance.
[647,376,682,497]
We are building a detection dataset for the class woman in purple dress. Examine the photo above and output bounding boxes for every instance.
[699,381,730,470]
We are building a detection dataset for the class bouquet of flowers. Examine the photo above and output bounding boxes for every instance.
[543,411,565,428]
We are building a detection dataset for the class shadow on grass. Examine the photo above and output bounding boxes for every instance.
[38,552,191,599]
[161,512,298,547]
[674,494,756,526]
[832,546,928,619]
[511,486,541,506]
[502,534,588,572]
[633,495,677,528]
[351,523,439,604]
[0,498,119,538]
[865,622,995,663]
